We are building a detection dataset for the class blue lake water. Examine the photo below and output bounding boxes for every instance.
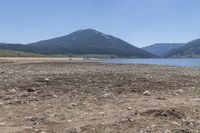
[102,58,200,67]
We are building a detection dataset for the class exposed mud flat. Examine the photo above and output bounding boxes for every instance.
[0,58,200,133]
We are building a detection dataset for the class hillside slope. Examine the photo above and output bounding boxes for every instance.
[27,29,156,58]
[142,43,185,57]
[164,38,200,58]
[0,29,155,58]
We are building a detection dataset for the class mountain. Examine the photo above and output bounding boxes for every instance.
[164,38,200,58]
[0,29,156,58]
[142,43,185,57]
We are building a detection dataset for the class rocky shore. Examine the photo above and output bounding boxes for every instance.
[0,58,200,133]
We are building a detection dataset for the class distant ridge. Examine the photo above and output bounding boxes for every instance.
[0,29,156,58]
[142,43,185,57]
[164,38,200,58]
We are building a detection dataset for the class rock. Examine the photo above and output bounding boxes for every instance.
[134,110,139,115]
[0,122,5,126]
[99,112,106,115]
[143,90,150,96]
[10,87,18,92]
[44,78,50,81]
[26,88,36,92]
[164,130,172,133]
[120,117,129,122]
[194,99,200,102]
[189,122,194,127]
[67,120,72,123]
[33,128,39,132]
[151,124,156,128]
[25,126,33,129]
[170,121,180,126]
[0,71,5,74]
[5,84,10,87]
[72,103,77,106]
[176,89,184,94]
[40,131,47,133]
[52,94,58,98]
[157,97,166,100]
[127,107,132,110]
[68,128,77,133]
[139,130,144,133]
[25,116,33,119]
[129,118,135,122]
[48,113,57,117]
[103,93,113,98]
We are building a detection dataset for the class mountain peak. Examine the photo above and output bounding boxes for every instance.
[0,29,156,58]
[75,28,102,35]
[74,29,112,40]
[76,28,99,33]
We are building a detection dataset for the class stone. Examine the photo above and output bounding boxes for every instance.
[121,117,129,122]
[0,71,5,74]
[135,110,139,115]
[25,126,33,129]
[143,90,150,96]
[151,124,156,128]
[68,128,77,133]
[40,131,47,133]
[67,120,72,123]
[72,103,77,106]
[0,122,5,126]
[189,122,194,127]
[170,121,180,126]
[176,89,184,94]
[53,94,58,98]
[139,130,144,133]
[164,130,172,133]
[127,107,132,110]
[33,128,39,132]
[10,87,18,92]
[26,88,36,92]
[194,99,200,102]
[157,97,166,100]
[99,112,106,115]
[44,78,50,81]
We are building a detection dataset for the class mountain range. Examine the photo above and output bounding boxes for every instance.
[163,38,200,58]
[142,43,185,57]
[1,29,200,58]
[0,29,156,58]
[142,38,200,58]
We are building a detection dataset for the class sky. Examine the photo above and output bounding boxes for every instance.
[0,0,200,47]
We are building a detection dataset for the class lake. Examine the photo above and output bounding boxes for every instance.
[102,58,200,67]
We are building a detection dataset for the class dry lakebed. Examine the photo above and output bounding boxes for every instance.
[0,58,200,133]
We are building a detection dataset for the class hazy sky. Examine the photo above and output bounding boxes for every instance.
[0,0,200,47]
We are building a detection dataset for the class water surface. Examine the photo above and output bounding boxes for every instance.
[102,58,200,67]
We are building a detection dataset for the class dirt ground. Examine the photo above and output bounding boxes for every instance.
[0,58,200,133]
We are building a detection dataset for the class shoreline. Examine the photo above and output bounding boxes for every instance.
[0,58,199,132]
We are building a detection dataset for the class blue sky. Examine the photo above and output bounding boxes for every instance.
[0,0,200,47]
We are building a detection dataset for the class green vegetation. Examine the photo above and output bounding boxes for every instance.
[0,49,45,57]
